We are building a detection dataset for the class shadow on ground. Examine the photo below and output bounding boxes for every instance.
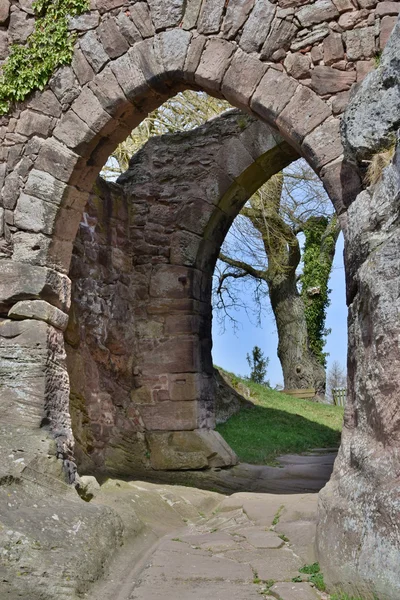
[216,404,342,466]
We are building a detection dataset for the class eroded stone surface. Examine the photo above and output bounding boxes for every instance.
[66,111,294,476]
[270,582,319,600]
[317,21,400,600]
[0,4,399,598]
[343,18,400,160]
[85,487,319,600]
[8,299,69,330]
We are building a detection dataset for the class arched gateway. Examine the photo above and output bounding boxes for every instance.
[67,110,298,474]
[0,1,400,598]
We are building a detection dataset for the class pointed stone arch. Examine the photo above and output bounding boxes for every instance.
[1,4,400,597]
[66,109,299,474]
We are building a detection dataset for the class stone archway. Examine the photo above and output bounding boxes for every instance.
[67,109,298,475]
[1,0,385,469]
[1,2,400,598]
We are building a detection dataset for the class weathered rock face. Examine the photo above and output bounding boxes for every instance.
[0,477,124,600]
[317,22,400,600]
[214,368,253,425]
[66,110,294,475]
[0,317,76,482]
[342,18,400,160]
[65,178,149,475]
[0,0,393,483]
[0,3,399,597]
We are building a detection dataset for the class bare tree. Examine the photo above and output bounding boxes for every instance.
[327,360,346,401]
[215,161,341,397]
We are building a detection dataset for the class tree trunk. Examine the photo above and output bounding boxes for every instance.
[268,272,326,396]
[218,173,338,398]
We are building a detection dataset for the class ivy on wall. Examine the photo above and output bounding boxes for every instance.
[300,216,338,369]
[0,0,89,115]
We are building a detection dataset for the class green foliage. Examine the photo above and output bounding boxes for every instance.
[216,371,343,465]
[261,579,275,590]
[300,216,337,368]
[246,345,269,385]
[271,505,284,526]
[299,563,326,591]
[374,51,382,68]
[299,562,321,575]
[0,0,89,114]
[309,572,326,591]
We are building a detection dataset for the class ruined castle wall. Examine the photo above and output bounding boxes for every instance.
[66,110,296,475]
[0,3,399,596]
[317,20,400,600]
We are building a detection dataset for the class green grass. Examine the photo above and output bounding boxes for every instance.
[271,505,284,527]
[216,373,343,465]
[297,563,326,592]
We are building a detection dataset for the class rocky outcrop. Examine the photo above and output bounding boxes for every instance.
[0,469,124,600]
[342,19,400,161]
[317,19,400,600]
[0,473,225,600]
[214,368,253,425]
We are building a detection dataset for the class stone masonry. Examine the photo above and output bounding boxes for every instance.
[66,110,296,475]
[0,2,400,598]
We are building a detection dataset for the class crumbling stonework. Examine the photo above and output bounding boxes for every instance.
[0,3,399,598]
[66,110,295,475]
[317,20,400,600]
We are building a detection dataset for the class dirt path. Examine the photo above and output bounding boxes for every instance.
[85,477,329,600]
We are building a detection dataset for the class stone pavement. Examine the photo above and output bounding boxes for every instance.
[139,451,338,495]
[87,481,328,600]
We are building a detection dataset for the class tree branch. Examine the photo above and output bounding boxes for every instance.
[219,252,267,281]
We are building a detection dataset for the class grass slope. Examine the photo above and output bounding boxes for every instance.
[216,372,344,465]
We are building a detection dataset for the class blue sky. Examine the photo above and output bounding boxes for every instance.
[212,233,347,387]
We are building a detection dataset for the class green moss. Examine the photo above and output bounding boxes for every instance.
[374,51,382,68]
[271,505,284,527]
[0,0,89,114]
[236,115,249,130]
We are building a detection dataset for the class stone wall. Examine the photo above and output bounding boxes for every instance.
[316,20,400,600]
[65,177,147,474]
[0,3,400,597]
[66,110,296,475]
[1,0,398,269]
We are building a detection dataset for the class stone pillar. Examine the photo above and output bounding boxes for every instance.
[67,176,237,476]
[317,146,400,599]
